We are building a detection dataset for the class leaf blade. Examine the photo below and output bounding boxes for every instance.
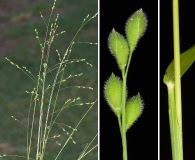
[163,45,195,85]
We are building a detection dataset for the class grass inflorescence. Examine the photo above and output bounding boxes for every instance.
[0,0,98,159]
[104,9,147,160]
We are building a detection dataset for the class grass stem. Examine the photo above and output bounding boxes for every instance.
[167,84,183,160]
[122,73,127,160]
[173,0,182,129]
[171,0,183,158]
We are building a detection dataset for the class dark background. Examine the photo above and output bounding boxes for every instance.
[160,0,195,159]
[100,0,157,159]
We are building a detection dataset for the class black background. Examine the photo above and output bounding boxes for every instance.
[160,0,195,159]
[100,0,157,159]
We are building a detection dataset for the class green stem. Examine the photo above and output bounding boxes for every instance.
[117,116,122,138]
[172,0,183,159]
[167,85,183,160]
[173,0,182,129]
[125,52,132,77]
[120,51,133,160]
[122,73,127,160]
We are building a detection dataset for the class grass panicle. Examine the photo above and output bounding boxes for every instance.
[104,9,147,160]
[1,0,98,159]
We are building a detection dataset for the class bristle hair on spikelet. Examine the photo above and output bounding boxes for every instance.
[125,93,144,131]
[125,8,148,53]
[104,73,124,117]
[108,29,129,71]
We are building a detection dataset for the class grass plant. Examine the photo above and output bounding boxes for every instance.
[0,0,97,159]
[163,0,195,159]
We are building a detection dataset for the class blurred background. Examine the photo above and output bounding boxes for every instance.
[0,0,97,159]
[161,0,195,159]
